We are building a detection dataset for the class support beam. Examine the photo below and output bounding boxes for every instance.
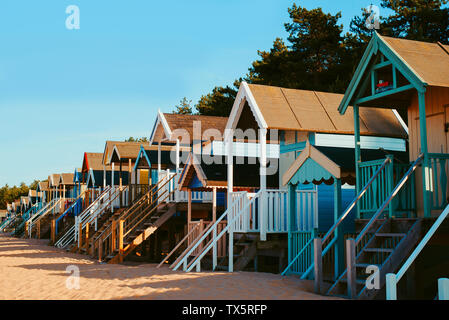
[313,238,323,294]
[346,238,357,299]
[333,179,343,279]
[259,128,267,241]
[226,130,233,207]
[418,90,430,217]
[354,105,361,219]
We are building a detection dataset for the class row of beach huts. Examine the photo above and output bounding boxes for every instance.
[2,33,449,300]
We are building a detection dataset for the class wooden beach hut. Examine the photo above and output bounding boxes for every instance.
[173,81,407,274]
[320,32,449,299]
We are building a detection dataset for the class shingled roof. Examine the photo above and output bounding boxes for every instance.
[380,35,449,88]
[150,112,229,144]
[236,83,406,138]
[59,173,75,186]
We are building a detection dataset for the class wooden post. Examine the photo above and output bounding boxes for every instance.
[313,238,323,294]
[158,142,161,173]
[438,278,449,300]
[386,273,397,300]
[226,130,233,209]
[111,220,116,252]
[188,190,192,225]
[418,90,430,217]
[259,128,267,241]
[51,219,56,243]
[98,237,103,262]
[128,158,132,205]
[119,220,124,263]
[212,187,217,269]
[353,105,361,219]
[85,223,89,252]
[78,221,83,249]
[334,179,343,279]
[287,183,297,267]
[346,238,357,299]
[37,220,41,239]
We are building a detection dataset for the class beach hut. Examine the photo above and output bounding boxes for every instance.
[325,33,449,299]
[173,82,407,274]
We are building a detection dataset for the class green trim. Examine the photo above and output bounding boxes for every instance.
[355,83,414,105]
[338,32,427,115]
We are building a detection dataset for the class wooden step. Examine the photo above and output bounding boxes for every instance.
[364,248,394,253]
[375,233,406,237]
[355,263,380,268]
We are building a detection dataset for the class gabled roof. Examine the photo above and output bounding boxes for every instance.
[150,110,228,145]
[102,141,142,166]
[82,153,105,172]
[226,81,407,138]
[381,35,449,88]
[37,181,49,192]
[109,143,143,164]
[133,144,179,170]
[338,33,449,114]
[59,173,75,186]
[48,174,60,187]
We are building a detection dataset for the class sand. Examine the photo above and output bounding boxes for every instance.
[0,234,341,300]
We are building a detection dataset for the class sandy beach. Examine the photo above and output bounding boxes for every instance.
[0,234,341,300]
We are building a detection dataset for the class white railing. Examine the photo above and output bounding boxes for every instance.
[75,186,124,247]
[229,189,317,234]
[55,186,112,248]
[28,198,64,238]
[172,191,249,272]
[158,169,212,203]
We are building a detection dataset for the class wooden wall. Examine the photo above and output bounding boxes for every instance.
[408,86,449,160]
[407,86,449,216]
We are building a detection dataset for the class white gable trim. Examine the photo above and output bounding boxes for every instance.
[225,81,268,141]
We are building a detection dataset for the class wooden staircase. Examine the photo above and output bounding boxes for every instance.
[326,218,422,299]
[106,203,176,263]
[214,233,258,272]
[90,174,178,264]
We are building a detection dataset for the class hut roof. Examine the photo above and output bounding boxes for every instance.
[380,35,449,88]
[150,111,228,145]
[49,174,60,187]
[59,173,75,186]
[82,153,105,171]
[102,141,142,166]
[38,181,49,192]
[230,83,406,138]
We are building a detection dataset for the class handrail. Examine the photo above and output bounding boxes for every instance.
[54,186,112,248]
[157,221,201,268]
[283,156,392,277]
[120,175,174,231]
[172,191,252,272]
[85,186,127,226]
[386,202,449,300]
[56,189,89,224]
[169,221,217,269]
[324,156,391,245]
[29,199,64,236]
[123,175,177,238]
[185,192,258,272]
[355,154,423,245]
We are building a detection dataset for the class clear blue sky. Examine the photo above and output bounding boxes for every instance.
[0,0,385,186]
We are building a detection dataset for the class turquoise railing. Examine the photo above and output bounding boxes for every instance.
[282,157,392,280]
[55,197,83,235]
[359,155,416,218]
[284,231,314,276]
[13,203,42,235]
[386,202,449,300]
[428,153,449,211]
